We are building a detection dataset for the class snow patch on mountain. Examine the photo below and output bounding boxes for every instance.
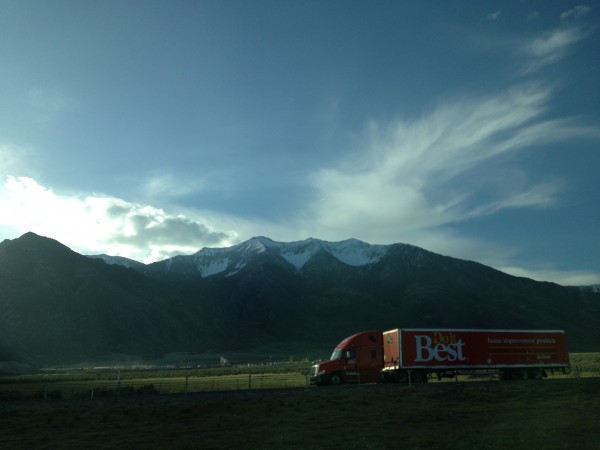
[87,254,145,269]
[200,259,231,277]
[280,249,312,269]
[192,247,237,277]
[277,237,389,270]
[191,236,391,277]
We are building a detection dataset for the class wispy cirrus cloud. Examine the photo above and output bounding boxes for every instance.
[466,181,564,218]
[303,83,598,259]
[0,142,35,175]
[521,26,591,73]
[487,10,501,21]
[560,5,591,22]
[139,172,211,200]
[521,5,594,74]
[137,170,236,203]
[299,10,599,282]
[1,6,597,286]
[24,87,79,126]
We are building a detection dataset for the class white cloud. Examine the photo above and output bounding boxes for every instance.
[560,5,591,22]
[0,176,237,262]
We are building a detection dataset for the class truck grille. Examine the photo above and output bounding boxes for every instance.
[311,364,319,377]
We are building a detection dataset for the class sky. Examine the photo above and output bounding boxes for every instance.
[0,1,599,285]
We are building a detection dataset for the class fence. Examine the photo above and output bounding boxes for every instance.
[0,372,312,402]
[2,357,599,403]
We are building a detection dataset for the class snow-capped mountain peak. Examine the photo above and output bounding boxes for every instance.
[237,236,277,254]
[273,237,388,270]
[187,236,391,277]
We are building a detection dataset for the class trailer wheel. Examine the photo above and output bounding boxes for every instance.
[530,368,543,380]
[330,373,342,386]
[411,371,428,383]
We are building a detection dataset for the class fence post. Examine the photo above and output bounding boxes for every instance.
[184,376,188,397]
[248,374,252,390]
[116,369,121,401]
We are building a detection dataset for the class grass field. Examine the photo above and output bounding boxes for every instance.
[1,378,599,449]
[1,354,598,448]
[566,352,600,378]
[0,372,310,401]
[0,361,313,400]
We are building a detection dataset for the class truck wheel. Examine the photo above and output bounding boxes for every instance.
[330,373,342,385]
[519,369,529,380]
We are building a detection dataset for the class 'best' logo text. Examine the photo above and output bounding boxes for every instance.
[414,333,466,362]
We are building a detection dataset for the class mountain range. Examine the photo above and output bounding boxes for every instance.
[1,232,599,367]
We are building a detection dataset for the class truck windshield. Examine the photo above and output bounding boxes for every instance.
[330,349,343,360]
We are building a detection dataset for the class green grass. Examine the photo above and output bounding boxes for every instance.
[0,378,599,449]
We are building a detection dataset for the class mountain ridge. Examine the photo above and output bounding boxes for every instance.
[126,236,449,280]
[1,232,599,366]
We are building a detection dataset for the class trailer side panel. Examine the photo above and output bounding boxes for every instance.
[385,329,569,370]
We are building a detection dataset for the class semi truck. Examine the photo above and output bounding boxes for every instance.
[310,328,570,385]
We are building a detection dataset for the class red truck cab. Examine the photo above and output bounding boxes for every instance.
[310,330,383,385]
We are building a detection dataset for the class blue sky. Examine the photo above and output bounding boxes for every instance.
[1,1,599,285]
